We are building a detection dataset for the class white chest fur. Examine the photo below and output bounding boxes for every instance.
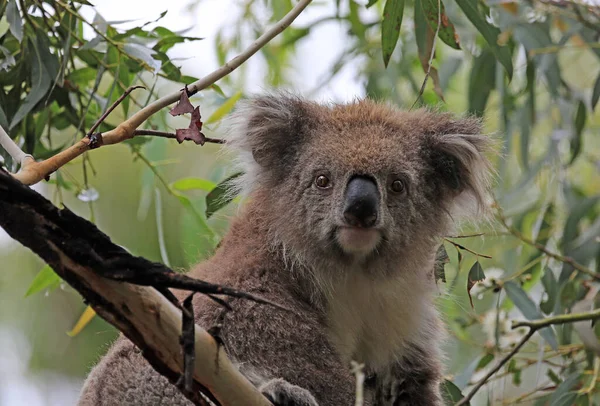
[324,270,438,371]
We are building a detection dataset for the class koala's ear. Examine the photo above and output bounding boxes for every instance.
[427,129,496,217]
[227,94,316,169]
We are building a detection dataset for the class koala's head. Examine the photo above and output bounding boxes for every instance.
[227,94,495,266]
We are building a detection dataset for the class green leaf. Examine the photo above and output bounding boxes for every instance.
[381,0,406,68]
[468,50,496,116]
[504,281,558,349]
[440,379,468,405]
[569,101,586,165]
[420,0,460,49]
[540,268,557,314]
[171,178,216,192]
[548,373,581,406]
[206,91,243,124]
[366,0,380,7]
[466,261,485,307]
[10,39,52,129]
[454,0,513,80]
[174,192,216,245]
[67,67,98,84]
[25,265,61,297]
[206,172,243,218]
[592,73,600,111]
[6,0,23,43]
[476,353,494,370]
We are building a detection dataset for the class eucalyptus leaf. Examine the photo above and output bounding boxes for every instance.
[504,281,558,349]
[6,0,23,43]
[440,379,468,405]
[206,91,243,124]
[25,265,61,297]
[455,0,512,79]
[420,0,460,49]
[10,39,52,129]
[381,0,406,67]
[206,172,243,218]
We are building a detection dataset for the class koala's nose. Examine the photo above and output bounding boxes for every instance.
[343,176,379,228]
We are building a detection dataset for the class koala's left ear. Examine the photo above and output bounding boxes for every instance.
[427,129,496,217]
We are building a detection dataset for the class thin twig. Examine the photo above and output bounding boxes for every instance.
[9,0,313,186]
[443,238,492,259]
[496,212,599,281]
[87,86,145,136]
[455,330,535,406]
[133,130,226,144]
[456,308,600,405]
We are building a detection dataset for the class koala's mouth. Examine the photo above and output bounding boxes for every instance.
[335,226,382,256]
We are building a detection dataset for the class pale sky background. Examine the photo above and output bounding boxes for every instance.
[0,1,365,404]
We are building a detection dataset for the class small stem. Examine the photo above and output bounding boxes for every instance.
[457,308,600,405]
[497,211,599,281]
[88,86,145,136]
[443,238,492,259]
[456,330,535,406]
[511,309,600,330]
[7,0,313,186]
[0,125,33,168]
[133,130,226,144]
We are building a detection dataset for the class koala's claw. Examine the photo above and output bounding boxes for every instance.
[259,378,319,406]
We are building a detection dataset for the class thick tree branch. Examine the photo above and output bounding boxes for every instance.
[9,0,313,186]
[0,168,271,406]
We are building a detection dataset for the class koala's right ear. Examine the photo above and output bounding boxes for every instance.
[227,94,316,170]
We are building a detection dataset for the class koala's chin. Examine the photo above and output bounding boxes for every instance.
[335,226,382,256]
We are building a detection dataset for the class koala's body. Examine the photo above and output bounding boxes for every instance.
[79,94,493,406]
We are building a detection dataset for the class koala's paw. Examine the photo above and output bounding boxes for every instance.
[259,378,319,406]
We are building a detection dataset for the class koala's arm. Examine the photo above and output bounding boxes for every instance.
[373,343,443,406]
[79,337,192,406]
[200,289,357,406]
[79,283,356,405]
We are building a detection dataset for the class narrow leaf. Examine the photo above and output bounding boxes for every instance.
[25,265,61,297]
[504,281,558,349]
[440,379,468,405]
[6,0,23,43]
[67,305,96,337]
[455,0,513,79]
[548,373,581,406]
[171,178,216,192]
[467,261,485,308]
[206,91,243,124]
[10,39,52,129]
[592,73,600,111]
[421,0,460,49]
[206,172,243,218]
[569,101,586,165]
[381,0,406,67]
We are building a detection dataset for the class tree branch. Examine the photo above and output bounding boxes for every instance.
[0,168,271,406]
[456,308,600,405]
[0,125,34,168]
[9,0,313,186]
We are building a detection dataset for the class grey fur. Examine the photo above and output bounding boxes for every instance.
[79,94,495,406]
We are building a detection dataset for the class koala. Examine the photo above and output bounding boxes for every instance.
[79,94,494,406]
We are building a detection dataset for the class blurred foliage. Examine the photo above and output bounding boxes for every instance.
[1,0,600,404]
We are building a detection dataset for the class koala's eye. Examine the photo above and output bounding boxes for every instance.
[390,179,406,194]
[315,175,331,189]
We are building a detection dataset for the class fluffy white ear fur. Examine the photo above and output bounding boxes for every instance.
[432,132,496,221]
[222,93,311,199]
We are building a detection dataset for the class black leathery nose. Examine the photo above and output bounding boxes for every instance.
[343,176,379,228]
